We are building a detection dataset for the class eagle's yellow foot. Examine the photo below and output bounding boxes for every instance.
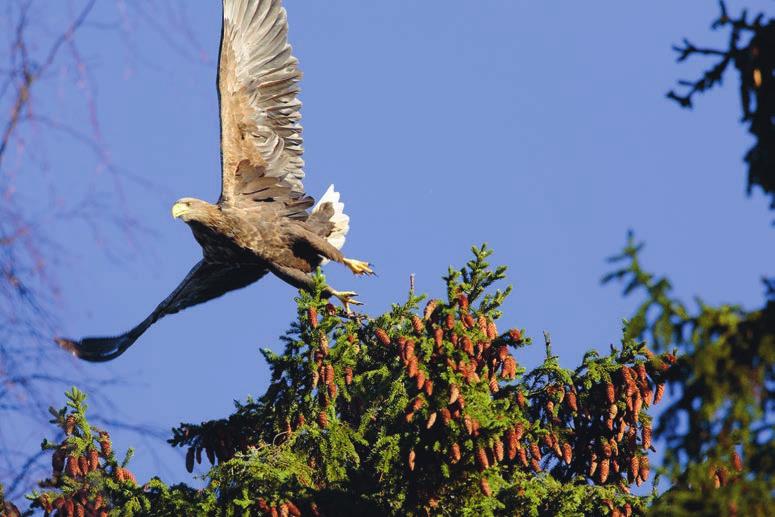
[343,258,374,276]
[332,290,362,313]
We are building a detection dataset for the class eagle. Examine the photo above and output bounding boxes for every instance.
[56,0,373,362]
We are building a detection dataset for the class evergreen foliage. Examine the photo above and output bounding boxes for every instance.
[16,247,677,516]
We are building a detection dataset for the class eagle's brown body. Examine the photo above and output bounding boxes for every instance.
[56,0,372,362]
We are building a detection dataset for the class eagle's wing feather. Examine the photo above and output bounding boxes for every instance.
[56,261,268,362]
[218,0,309,218]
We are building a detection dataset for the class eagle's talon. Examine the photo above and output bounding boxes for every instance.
[332,290,362,313]
[343,258,374,276]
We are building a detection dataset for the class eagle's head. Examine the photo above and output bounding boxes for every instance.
[172,198,219,224]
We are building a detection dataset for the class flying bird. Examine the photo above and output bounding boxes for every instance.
[56,0,373,362]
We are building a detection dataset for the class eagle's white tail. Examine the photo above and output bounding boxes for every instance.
[313,185,350,258]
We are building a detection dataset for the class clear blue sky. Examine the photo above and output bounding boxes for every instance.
[13,1,774,486]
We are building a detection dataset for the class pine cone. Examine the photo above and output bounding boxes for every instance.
[506,430,518,460]
[654,383,665,404]
[286,501,302,517]
[487,321,498,340]
[345,367,353,385]
[464,415,474,435]
[462,336,474,356]
[375,328,390,346]
[327,382,337,399]
[88,449,100,471]
[514,423,525,441]
[99,433,112,457]
[489,376,499,393]
[64,414,76,436]
[424,379,434,397]
[440,408,452,426]
[307,307,318,328]
[516,390,527,408]
[116,467,126,482]
[433,327,444,349]
[407,358,419,378]
[78,455,89,475]
[480,477,492,496]
[449,384,460,405]
[598,458,610,483]
[408,449,416,471]
[426,412,437,429]
[606,382,615,404]
[642,425,652,449]
[530,457,541,472]
[476,447,490,471]
[478,315,488,335]
[494,440,505,462]
[529,442,541,461]
[639,456,650,482]
[445,313,455,330]
[423,300,438,321]
[52,447,66,475]
[318,411,329,428]
[509,328,522,342]
[450,442,461,463]
[732,450,743,472]
[75,503,85,517]
[629,455,640,482]
[562,443,572,464]
[412,397,425,412]
[65,455,81,478]
[411,315,424,335]
[518,447,528,467]
[566,390,578,412]
[462,314,475,329]
[635,363,647,383]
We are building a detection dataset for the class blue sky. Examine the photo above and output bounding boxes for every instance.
[8,1,774,487]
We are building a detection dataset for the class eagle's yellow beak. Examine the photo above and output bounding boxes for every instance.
[172,202,188,219]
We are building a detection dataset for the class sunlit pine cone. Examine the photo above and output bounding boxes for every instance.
[598,458,610,483]
[529,442,541,461]
[628,455,640,482]
[487,320,498,340]
[457,293,469,312]
[494,440,505,462]
[423,299,439,321]
[445,313,455,330]
[479,476,492,496]
[462,314,475,329]
[464,415,474,436]
[562,443,572,464]
[415,370,426,390]
[345,367,353,385]
[307,307,318,329]
[545,399,554,414]
[449,384,460,405]
[424,379,434,396]
[462,336,474,356]
[450,332,459,346]
[478,315,488,335]
[78,455,89,475]
[65,455,81,478]
[426,412,437,429]
[433,327,444,349]
[412,315,424,335]
[639,456,650,482]
[530,457,542,472]
[286,501,302,517]
[518,446,528,467]
[642,425,652,449]
[88,449,99,471]
[440,408,452,426]
[375,328,390,346]
[635,363,647,383]
[605,382,616,404]
[489,376,499,393]
[514,422,525,441]
[407,358,419,378]
[404,340,416,361]
[509,328,522,342]
[317,411,328,428]
[516,390,527,408]
[408,449,416,471]
[327,382,337,399]
[506,430,518,460]
[476,447,490,471]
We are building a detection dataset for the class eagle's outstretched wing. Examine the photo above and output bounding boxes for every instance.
[217,0,311,220]
[56,262,268,362]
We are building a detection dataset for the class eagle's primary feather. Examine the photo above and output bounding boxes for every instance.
[57,0,373,362]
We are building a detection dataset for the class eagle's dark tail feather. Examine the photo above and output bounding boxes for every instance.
[55,315,154,362]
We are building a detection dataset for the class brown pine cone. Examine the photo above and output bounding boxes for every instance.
[494,440,505,462]
[426,412,437,429]
[52,447,66,475]
[64,414,76,436]
[408,449,416,471]
[476,447,490,471]
[307,307,318,328]
[506,430,518,460]
[606,382,615,403]
[462,336,474,356]
[345,367,354,385]
[529,442,541,461]
[562,443,572,464]
[642,425,652,449]
[530,457,541,472]
[487,321,498,340]
[457,293,469,311]
[286,501,302,517]
[75,503,85,517]
[566,390,578,412]
[65,455,81,478]
[89,449,100,471]
[629,455,640,482]
[478,315,488,334]
[480,477,492,496]
[489,376,499,393]
[375,328,390,346]
[318,411,329,428]
[116,467,126,482]
[78,455,89,475]
[514,422,525,441]
[412,315,424,335]
[462,314,475,329]
[450,442,461,463]
[440,408,452,426]
[598,458,610,483]
[518,447,528,467]
[423,299,439,321]
[732,450,743,472]
[509,328,522,342]
[433,327,444,349]
[415,370,426,390]
[445,313,455,330]
[639,456,650,482]
[654,383,665,404]
[449,384,460,405]
[424,379,434,397]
